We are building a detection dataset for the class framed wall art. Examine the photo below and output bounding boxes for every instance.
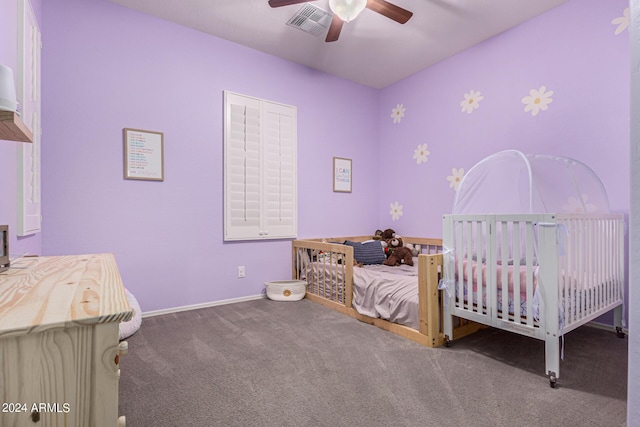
[124,128,164,181]
[333,157,352,193]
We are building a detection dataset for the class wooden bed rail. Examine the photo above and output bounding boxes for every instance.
[292,239,355,311]
[301,235,443,248]
[291,238,483,348]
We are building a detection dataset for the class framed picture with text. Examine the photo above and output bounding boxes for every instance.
[124,128,164,181]
[333,157,352,193]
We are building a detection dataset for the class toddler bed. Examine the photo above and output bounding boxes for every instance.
[292,236,482,347]
[440,151,625,387]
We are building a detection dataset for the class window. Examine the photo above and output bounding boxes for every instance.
[223,91,297,241]
[17,0,41,236]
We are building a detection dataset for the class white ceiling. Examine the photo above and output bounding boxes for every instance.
[108,0,569,89]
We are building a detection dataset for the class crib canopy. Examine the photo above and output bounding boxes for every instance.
[452,150,610,214]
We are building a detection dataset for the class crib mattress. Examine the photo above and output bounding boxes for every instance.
[453,259,617,320]
[455,259,539,319]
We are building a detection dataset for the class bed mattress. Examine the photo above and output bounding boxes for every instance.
[303,259,421,330]
[352,263,420,329]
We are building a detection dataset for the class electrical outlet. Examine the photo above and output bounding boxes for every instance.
[237,266,245,278]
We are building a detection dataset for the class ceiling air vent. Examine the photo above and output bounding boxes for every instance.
[286,3,333,36]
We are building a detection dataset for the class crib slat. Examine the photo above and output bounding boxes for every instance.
[608,219,616,304]
[558,219,576,324]
[597,219,603,312]
[617,219,624,303]
[525,222,534,327]
[569,218,577,321]
[593,219,600,314]
[465,221,473,312]
[475,220,484,314]
[500,221,509,322]
[486,218,497,322]
[577,218,584,319]
[513,221,522,325]
[610,219,615,302]
[457,222,464,311]
[577,218,584,321]
[570,218,577,324]
[587,219,593,314]
[582,219,588,318]
[591,219,597,312]
[606,219,613,304]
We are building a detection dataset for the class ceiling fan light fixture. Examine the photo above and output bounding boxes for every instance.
[328,0,367,23]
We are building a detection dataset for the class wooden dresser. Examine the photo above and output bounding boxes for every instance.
[0,254,132,426]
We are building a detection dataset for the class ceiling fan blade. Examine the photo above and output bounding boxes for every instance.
[268,0,309,7]
[366,0,413,24]
[325,15,344,42]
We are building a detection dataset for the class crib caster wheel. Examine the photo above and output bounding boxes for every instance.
[549,375,557,388]
[444,337,452,348]
[616,327,626,339]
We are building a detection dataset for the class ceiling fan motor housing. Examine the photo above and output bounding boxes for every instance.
[328,0,368,22]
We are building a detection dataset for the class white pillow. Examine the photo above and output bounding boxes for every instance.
[119,288,142,340]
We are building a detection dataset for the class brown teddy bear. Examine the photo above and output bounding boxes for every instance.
[381,228,395,240]
[383,236,414,266]
[373,228,395,240]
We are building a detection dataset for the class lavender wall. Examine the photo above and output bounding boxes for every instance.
[378,0,630,326]
[39,0,631,317]
[378,0,629,239]
[0,0,42,258]
[40,0,380,312]
[20,0,640,419]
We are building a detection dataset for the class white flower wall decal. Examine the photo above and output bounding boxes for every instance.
[522,86,554,116]
[389,201,403,221]
[460,90,484,114]
[612,7,630,35]
[562,194,597,213]
[391,104,406,124]
[447,168,465,191]
[413,144,430,164]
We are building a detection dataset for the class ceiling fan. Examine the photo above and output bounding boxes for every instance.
[268,0,413,42]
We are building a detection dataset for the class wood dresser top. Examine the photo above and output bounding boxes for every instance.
[0,253,133,338]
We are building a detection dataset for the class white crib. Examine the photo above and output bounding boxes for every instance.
[442,213,625,387]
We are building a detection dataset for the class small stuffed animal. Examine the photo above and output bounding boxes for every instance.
[381,228,395,240]
[383,236,414,266]
[373,228,395,241]
[404,243,421,257]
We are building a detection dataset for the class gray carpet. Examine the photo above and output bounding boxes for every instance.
[119,298,627,426]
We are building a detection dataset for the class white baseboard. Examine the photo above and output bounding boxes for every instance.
[587,320,628,334]
[141,294,266,319]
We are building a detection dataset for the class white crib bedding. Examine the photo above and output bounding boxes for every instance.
[302,259,421,330]
[456,259,539,318]
[454,259,616,320]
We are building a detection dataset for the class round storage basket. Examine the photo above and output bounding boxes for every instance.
[265,280,307,301]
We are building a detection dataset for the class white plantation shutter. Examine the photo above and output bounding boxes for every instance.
[263,103,296,237]
[224,92,297,241]
[226,98,261,239]
[17,0,41,236]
